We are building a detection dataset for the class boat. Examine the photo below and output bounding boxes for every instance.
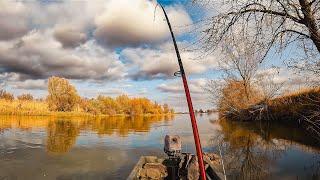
[127,135,224,180]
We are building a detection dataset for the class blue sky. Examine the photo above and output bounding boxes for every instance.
[0,0,306,112]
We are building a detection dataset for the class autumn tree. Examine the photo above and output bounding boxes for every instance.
[17,93,33,101]
[96,95,120,115]
[0,89,14,101]
[47,76,80,112]
[130,98,143,115]
[163,103,170,114]
[116,95,131,114]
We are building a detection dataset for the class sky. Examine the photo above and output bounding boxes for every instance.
[0,0,310,112]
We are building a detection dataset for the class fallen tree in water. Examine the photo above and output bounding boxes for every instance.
[224,87,320,141]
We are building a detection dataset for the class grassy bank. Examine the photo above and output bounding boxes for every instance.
[224,87,320,140]
[0,99,174,117]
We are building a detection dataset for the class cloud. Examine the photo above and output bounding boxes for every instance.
[0,1,29,40]
[94,0,192,46]
[157,78,207,94]
[121,41,218,80]
[161,90,211,112]
[10,79,47,90]
[0,30,126,81]
[0,0,204,105]
[53,26,87,48]
[0,72,21,88]
[156,78,213,111]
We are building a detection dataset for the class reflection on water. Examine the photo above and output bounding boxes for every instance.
[0,115,174,153]
[0,114,319,179]
[47,120,79,154]
[213,119,320,180]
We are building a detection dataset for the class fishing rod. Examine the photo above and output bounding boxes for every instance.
[159,4,207,180]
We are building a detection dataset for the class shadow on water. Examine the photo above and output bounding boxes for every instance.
[209,119,320,180]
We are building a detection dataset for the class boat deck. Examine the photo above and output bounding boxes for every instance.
[127,153,224,180]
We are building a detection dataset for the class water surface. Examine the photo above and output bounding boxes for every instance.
[0,114,319,179]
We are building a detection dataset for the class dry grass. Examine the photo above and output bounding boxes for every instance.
[0,100,50,116]
[223,87,320,140]
[0,100,91,116]
[267,87,320,121]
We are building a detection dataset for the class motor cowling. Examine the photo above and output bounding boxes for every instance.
[164,135,181,157]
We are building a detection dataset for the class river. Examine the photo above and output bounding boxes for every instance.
[0,114,319,179]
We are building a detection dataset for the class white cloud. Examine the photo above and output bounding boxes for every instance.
[0,1,29,40]
[158,78,207,94]
[121,41,218,80]
[10,79,47,90]
[157,78,211,111]
[53,25,87,48]
[0,30,126,81]
[94,0,192,46]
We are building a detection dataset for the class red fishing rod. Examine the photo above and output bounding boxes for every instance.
[159,4,207,180]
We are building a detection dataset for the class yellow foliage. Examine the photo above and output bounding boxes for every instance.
[47,76,80,112]
[80,95,172,116]
[17,93,33,101]
[218,80,263,115]
[0,99,49,115]
[0,89,14,101]
[0,76,174,116]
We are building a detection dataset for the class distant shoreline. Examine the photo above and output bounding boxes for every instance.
[0,111,175,117]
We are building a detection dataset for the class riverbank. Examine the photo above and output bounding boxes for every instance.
[0,99,175,117]
[224,87,320,140]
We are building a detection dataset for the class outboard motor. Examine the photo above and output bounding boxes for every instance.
[163,135,182,179]
[164,135,181,158]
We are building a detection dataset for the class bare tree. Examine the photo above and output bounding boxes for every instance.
[204,35,265,114]
[195,0,320,67]
[218,36,262,99]
[204,35,286,117]
[255,67,285,101]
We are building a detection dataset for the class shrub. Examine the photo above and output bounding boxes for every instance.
[0,89,14,101]
[17,93,33,101]
[47,76,80,112]
[218,80,263,116]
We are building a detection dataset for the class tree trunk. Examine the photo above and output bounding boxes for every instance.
[299,0,320,53]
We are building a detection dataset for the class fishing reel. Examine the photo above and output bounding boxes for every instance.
[174,71,181,77]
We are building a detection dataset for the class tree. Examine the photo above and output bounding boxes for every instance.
[97,95,119,115]
[116,95,131,114]
[196,0,320,74]
[17,93,33,101]
[0,89,14,101]
[163,103,170,114]
[219,36,262,100]
[47,76,80,111]
[130,98,143,115]
[218,80,263,116]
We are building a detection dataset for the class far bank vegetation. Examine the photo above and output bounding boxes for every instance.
[0,76,174,116]
[204,34,319,139]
